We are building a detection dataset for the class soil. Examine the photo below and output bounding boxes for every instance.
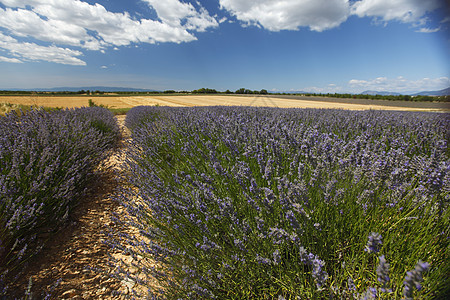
[10,115,136,299]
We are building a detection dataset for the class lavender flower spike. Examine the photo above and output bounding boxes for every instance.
[365,232,382,253]
[312,257,328,288]
[403,260,430,299]
[376,255,391,292]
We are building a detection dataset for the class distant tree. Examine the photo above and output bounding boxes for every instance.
[225,90,233,94]
[192,88,218,94]
[260,89,268,95]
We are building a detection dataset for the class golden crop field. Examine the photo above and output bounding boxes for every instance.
[1,94,448,112]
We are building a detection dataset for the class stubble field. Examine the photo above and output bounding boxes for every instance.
[1,94,448,111]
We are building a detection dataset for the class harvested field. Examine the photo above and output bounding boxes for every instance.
[1,94,448,112]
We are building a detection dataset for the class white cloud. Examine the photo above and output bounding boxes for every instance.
[101,65,108,69]
[298,76,450,94]
[350,0,442,24]
[0,7,102,50]
[0,0,218,65]
[0,0,210,46]
[0,56,23,63]
[219,0,350,32]
[219,0,445,32]
[416,27,441,33]
[348,76,450,93]
[142,0,218,32]
[0,32,86,65]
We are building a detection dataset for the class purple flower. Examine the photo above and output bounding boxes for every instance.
[272,249,281,265]
[403,261,430,299]
[347,277,356,291]
[312,257,328,288]
[255,254,271,265]
[112,106,448,298]
[0,107,119,295]
[376,255,391,292]
[365,232,382,253]
[360,287,377,299]
[286,210,301,231]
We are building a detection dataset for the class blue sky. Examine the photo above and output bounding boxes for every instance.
[0,0,449,93]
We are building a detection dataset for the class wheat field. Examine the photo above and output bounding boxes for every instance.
[1,94,447,112]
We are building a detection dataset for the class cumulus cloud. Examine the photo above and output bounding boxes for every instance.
[348,76,450,93]
[219,0,445,32]
[0,0,218,65]
[0,32,86,65]
[0,0,446,67]
[351,0,442,25]
[219,0,350,32]
[0,55,23,63]
[0,7,102,50]
[142,0,218,32]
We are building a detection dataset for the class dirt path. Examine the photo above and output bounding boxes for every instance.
[12,115,136,299]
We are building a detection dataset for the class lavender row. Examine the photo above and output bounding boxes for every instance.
[0,107,120,295]
[117,106,449,298]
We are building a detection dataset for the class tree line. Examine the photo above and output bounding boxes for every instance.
[1,89,448,102]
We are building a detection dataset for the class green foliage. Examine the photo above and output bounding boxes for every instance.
[88,99,109,109]
[120,107,449,299]
[192,88,219,94]
[108,107,132,115]
[289,92,450,102]
[234,88,270,95]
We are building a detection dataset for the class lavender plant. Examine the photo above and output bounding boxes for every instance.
[0,107,119,296]
[113,106,448,299]
[403,261,430,299]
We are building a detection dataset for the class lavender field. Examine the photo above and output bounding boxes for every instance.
[114,106,449,299]
[0,107,120,296]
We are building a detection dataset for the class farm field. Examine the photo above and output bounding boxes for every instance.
[118,106,449,299]
[1,94,448,111]
[2,104,449,299]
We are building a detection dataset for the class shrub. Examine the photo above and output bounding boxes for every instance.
[0,107,119,295]
[112,107,449,298]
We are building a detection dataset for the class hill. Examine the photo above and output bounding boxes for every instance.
[2,86,160,92]
[361,87,449,96]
